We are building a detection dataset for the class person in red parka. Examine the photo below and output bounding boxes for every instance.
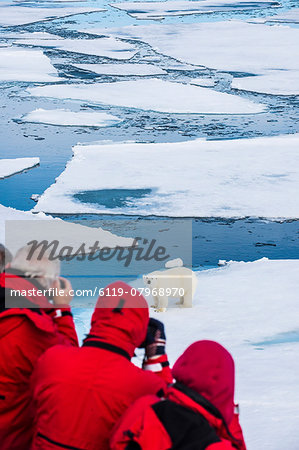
[0,246,78,450]
[110,340,247,450]
[30,281,172,450]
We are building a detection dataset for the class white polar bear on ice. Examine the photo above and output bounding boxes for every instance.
[143,263,197,312]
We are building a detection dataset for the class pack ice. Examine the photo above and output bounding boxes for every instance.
[33,134,299,219]
[85,20,299,95]
[28,79,265,114]
[111,0,280,20]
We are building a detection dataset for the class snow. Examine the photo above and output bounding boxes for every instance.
[0,5,105,27]
[28,79,265,114]
[14,35,137,60]
[72,63,167,76]
[232,70,299,96]
[111,0,281,20]
[0,204,134,254]
[0,47,60,82]
[74,257,299,449]
[86,20,299,95]
[33,134,299,219]
[20,108,123,127]
[0,157,40,179]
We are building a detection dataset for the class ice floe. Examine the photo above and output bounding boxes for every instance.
[0,204,134,254]
[20,108,123,127]
[33,134,299,219]
[86,20,299,95]
[13,34,137,60]
[0,157,40,179]
[28,79,265,114]
[72,63,167,76]
[232,70,299,96]
[0,5,105,27]
[0,47,60,82]
[111,0,280,20]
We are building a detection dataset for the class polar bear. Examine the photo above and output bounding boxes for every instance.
[143,266,197,312]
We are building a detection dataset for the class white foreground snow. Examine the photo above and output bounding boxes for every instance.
[20,109,123,127]
[0,158,40,179]
[28,79,265,114]
[0,47,60,82]
[14,35,137,60]
[33,134,299,218]
[86,20,299,95]
[74,257,299,449]
[111,0,280,20]
[72,63,167,76]
[0,5,105,27]
[232,70,299,95]
[0,204,133,254]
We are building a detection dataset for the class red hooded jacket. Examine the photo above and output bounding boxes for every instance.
[110,340,246,450]
[0,270,78,450]
[30,282,170,450]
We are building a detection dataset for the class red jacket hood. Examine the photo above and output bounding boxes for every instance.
[172,340,235,425]
[86,281,149,358]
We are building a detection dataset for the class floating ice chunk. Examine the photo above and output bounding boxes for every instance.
[190,77,216,87]
[85,21,299,74]
[0,157,40,179]
[20,108,123,127]
[72,63,167,76]
[111,0,280,20]
[0,204,134,253]
[0,48,60,82]
[33,134,299,219]
[0,5,105,27]
[250,8,299,23]
[232,70,299,95]
[14,35,137,60]
[28,79,265,114]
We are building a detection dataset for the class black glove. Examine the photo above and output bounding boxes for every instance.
[143,318,166,358]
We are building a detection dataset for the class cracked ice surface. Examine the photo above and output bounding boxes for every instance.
[12,34,137,60]
[83,20,299,95]
[0,5,105,27]
[20,109,123,127]
[0,47,60,82]
[111,0,280,20]
[0,157,40,179]
[28,79,265,114]
[33,134,299,218]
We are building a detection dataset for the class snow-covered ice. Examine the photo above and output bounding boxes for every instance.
[74,257,299,449]
[0,5,105,27]
[0,204,134,254]
[72,63,167,76]
[0,158,40,179]
[111,0,280,20]
[0,47,60,82]
[86,20,299,95]
[28,79,265,114]
[14,35,137,60]
[33,134,299,218]
[20,109,123,127]
[232,70,299,96]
